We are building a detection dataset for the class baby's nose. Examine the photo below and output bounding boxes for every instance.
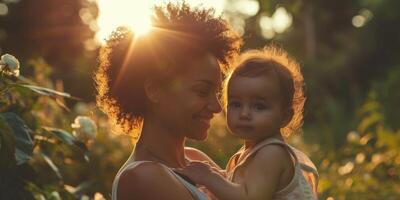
[239,107,251,119]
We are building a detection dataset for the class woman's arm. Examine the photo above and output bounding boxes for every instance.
[118,162,195,200]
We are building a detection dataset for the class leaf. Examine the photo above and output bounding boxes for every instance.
[17,75,36,85]
[1,112,33,165]
[15,149,32,165]
[358,112,384,133]
[40,152,62,180]
[54,98,71,112]
[42,126,76,145]
[0,115,32,200]
[41,126,89,160]
[15,84,81,100]
[0,115,17,170]
[20,84,71,97]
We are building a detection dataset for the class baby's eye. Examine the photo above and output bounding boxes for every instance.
[253,103,266,111]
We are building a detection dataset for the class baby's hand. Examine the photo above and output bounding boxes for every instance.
[178,161,215,185]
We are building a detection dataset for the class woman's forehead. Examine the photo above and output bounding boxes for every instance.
[177,53,221,82]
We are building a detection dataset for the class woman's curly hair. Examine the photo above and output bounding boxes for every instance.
[222,45,305,138]
[94,2,241,138]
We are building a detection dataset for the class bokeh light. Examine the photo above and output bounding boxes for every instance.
[234,0,259,16]
[352,8,373,28]
[0,3,8,16]
[259,7,292,39]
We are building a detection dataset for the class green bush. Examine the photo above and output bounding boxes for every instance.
[0,55,132,199]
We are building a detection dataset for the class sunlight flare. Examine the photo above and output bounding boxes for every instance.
[96,0,226,43]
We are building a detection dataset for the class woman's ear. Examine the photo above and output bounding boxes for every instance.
[144,79,161,103]
[280,108,294,128]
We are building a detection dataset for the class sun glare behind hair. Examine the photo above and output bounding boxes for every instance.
[96,0,155,42]
[96,0,226,43]
[133,16,153,36]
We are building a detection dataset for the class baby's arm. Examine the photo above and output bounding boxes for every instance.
[179,161,248,200]
[180,145,291,200]
[239,145,289,200]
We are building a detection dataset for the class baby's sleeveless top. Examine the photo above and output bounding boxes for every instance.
[112,160,208,200]
[226,138,319,200]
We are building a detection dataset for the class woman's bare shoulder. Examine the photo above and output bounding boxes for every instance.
[184,147,208,160]
[117,162,194,200]
[184,147,221,169]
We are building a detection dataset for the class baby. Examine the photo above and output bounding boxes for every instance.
[180,46,319,200]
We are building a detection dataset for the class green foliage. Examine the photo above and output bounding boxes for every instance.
[0,57,125,199]
[0,114,16,170]
[1,112,33,165]
[315,91,400,199]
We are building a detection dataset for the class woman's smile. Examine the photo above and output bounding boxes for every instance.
[193,114,212,129]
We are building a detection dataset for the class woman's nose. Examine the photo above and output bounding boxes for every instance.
[208,94,222,113]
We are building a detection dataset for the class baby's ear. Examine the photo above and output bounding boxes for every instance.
[144,78,161,103]
[280,108,294,128]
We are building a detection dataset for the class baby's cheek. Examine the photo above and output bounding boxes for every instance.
[226,112,236,126]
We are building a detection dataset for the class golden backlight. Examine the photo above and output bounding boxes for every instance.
[96,0,225,42]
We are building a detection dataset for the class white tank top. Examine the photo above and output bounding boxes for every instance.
[111,160,208,200]
[226,138,319,200]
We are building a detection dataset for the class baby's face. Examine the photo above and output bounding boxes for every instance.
[226,74,285,142]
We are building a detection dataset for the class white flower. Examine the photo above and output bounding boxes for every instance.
[1,54,20,70]
[71,116,97,142]
[346,131,360,143]
[94,192,106,200]
[50,191,61,200]
[0,54,20,77]
[80,195,90,200]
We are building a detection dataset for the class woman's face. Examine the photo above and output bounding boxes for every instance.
[155,53,222,140]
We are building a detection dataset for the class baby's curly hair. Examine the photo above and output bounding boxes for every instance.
[94,2,241,138]
[222,46,305,137]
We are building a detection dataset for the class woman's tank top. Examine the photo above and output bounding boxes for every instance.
[111,160,208,200]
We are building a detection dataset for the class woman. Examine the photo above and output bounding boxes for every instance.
[94,2,241,199]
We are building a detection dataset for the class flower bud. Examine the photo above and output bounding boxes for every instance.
[71,116,97,142]
[0,53,20,77]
